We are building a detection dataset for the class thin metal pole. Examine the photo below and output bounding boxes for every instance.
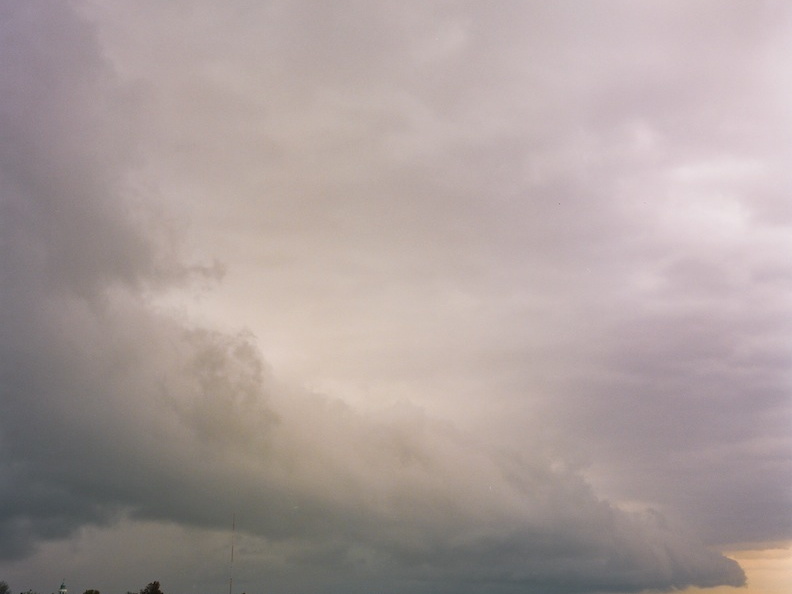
[229,513,235,594]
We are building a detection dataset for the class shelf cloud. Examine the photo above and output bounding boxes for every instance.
[1,2,790,593]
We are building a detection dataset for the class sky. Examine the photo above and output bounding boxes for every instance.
[1,1,791,594]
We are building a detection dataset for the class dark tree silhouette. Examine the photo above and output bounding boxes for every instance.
[0,581,10,594]
[83,590,100,594]
[139,583,163,594]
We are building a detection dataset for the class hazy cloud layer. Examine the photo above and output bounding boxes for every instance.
[2,2,791,594]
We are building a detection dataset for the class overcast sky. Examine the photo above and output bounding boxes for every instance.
[1,2,791,594]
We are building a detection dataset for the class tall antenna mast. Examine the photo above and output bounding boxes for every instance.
[229,513,235,594]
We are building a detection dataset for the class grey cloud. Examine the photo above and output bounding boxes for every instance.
[5,1,791,593]
[0,285,747,592]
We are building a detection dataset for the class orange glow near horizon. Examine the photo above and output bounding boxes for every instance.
[683,545,792,594]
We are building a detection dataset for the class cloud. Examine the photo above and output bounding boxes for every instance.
[5,1,792,593]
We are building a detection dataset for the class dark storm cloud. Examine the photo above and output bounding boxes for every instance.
[4,1,791,593]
